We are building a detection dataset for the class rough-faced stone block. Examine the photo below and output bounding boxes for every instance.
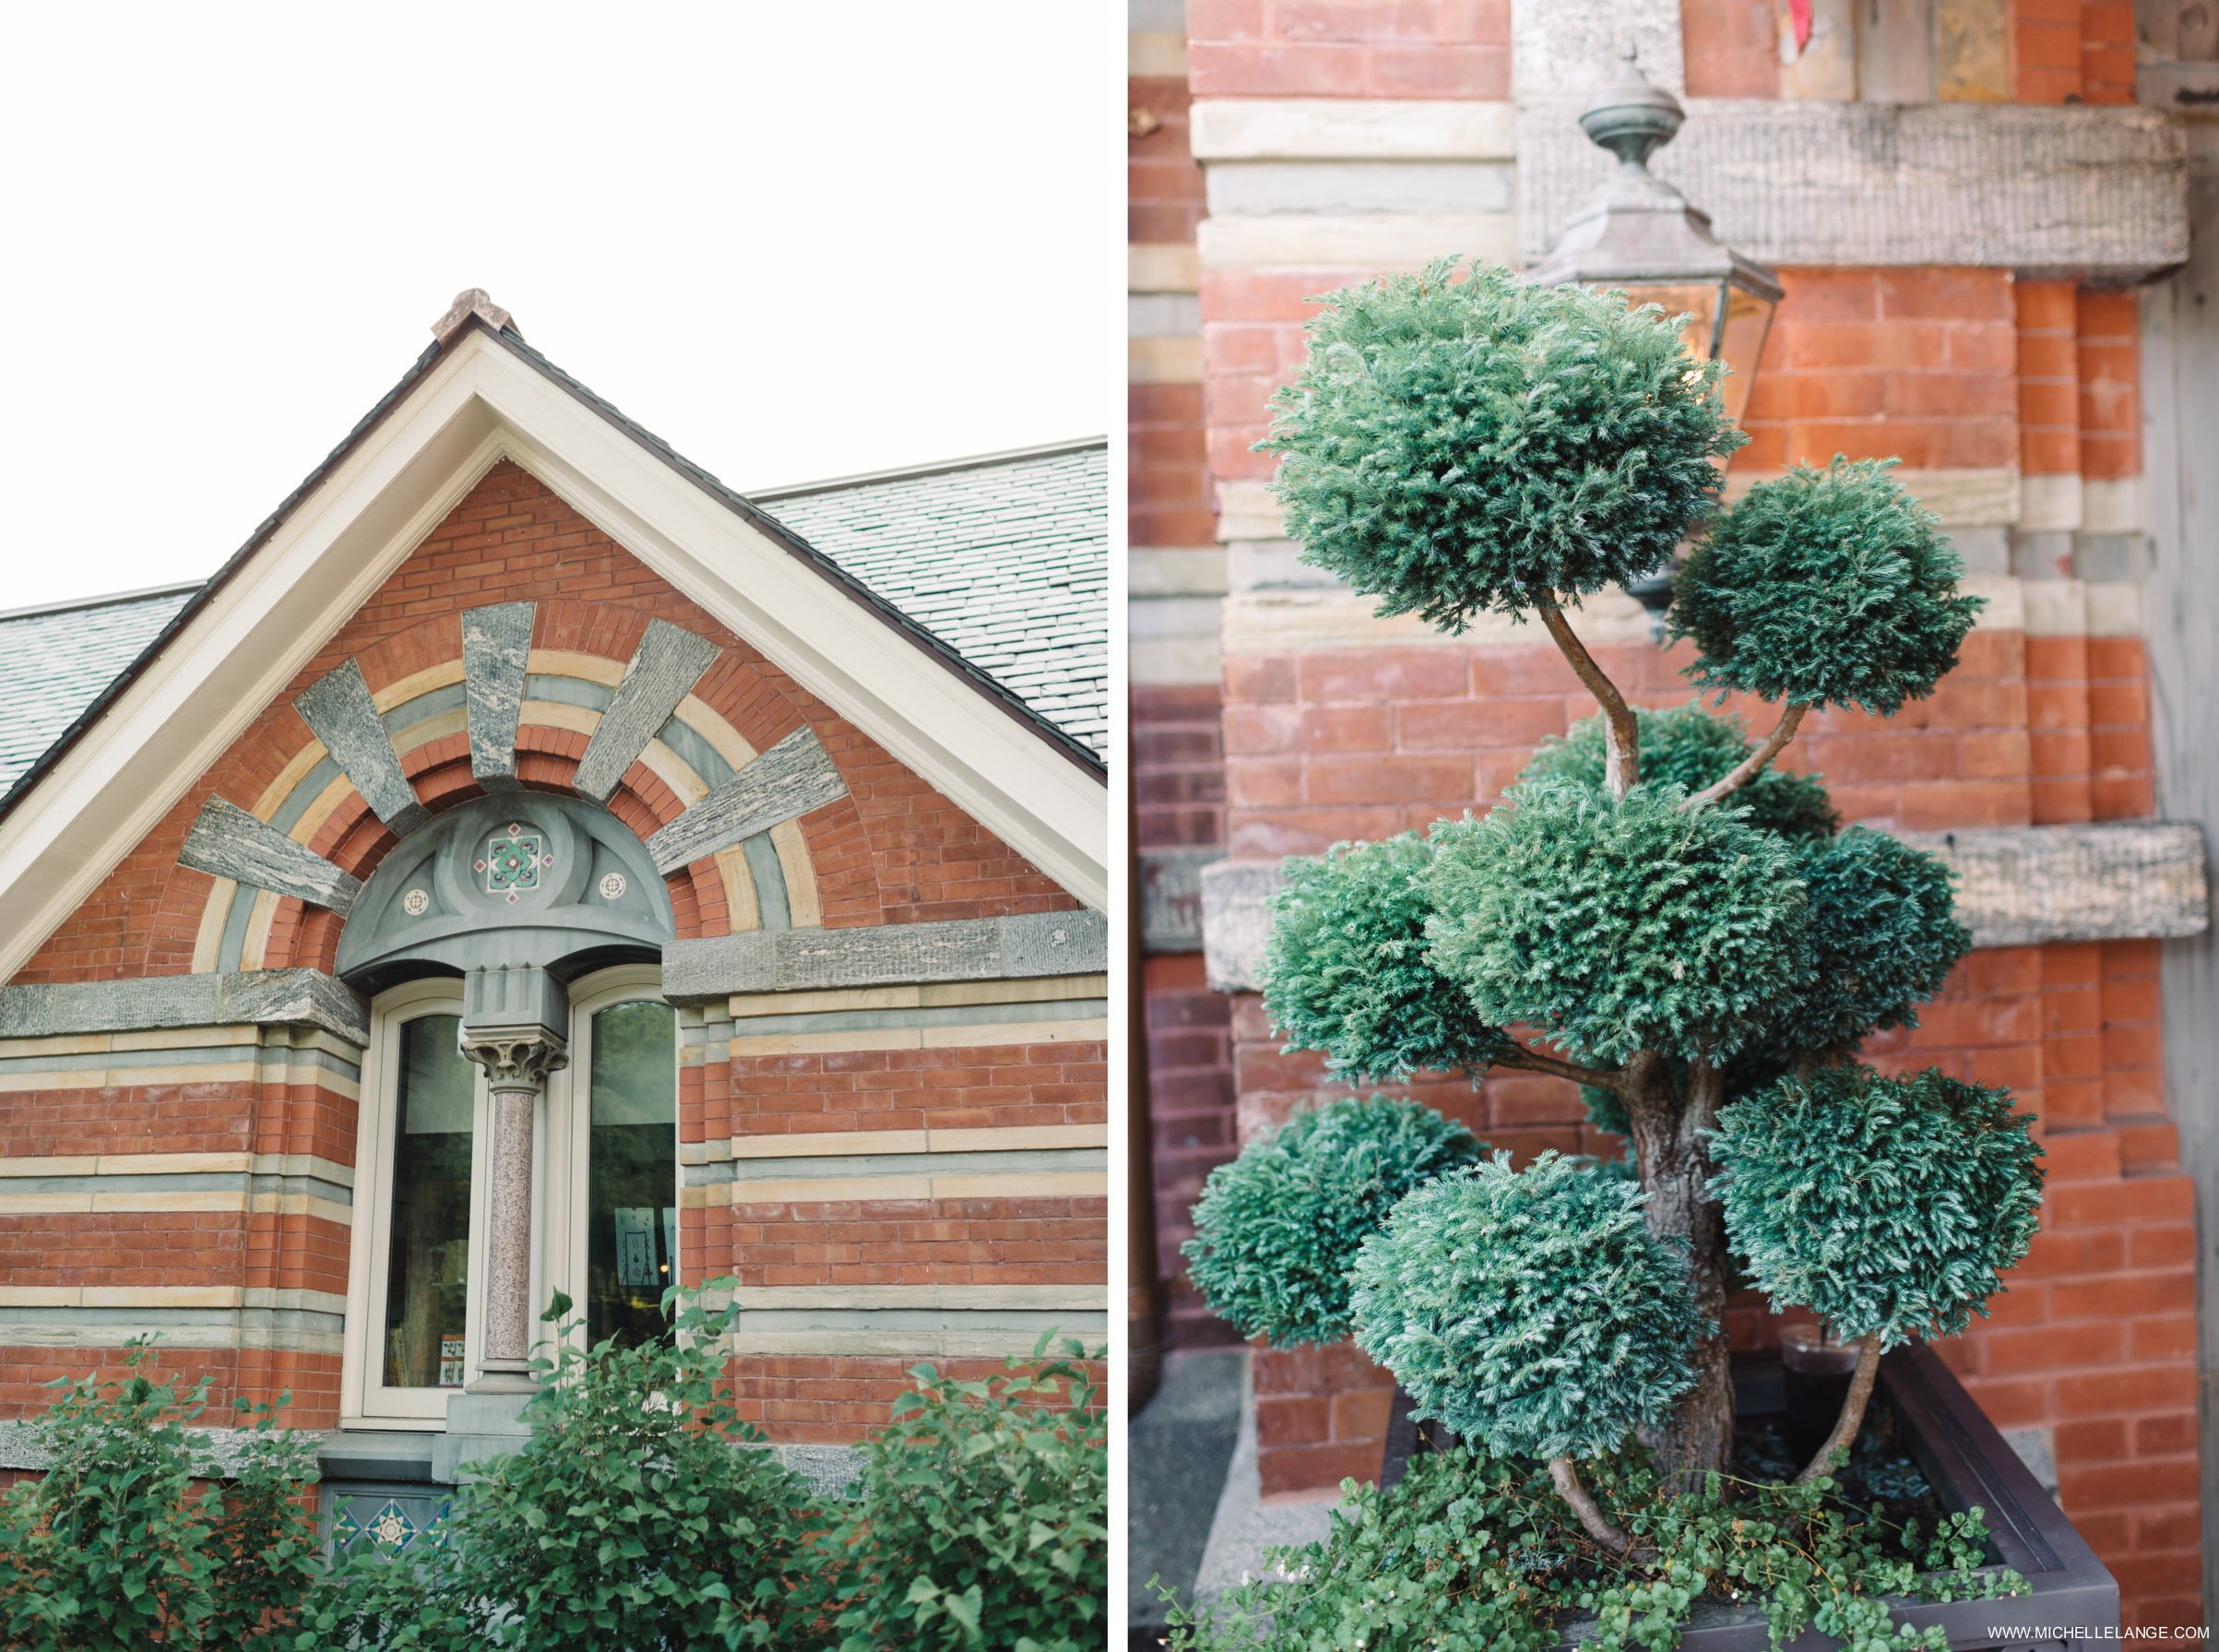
[1198,824,2213,991]
[0,970,369,1046]
[646,727,848,874]
[573,620,719,804]
[294,660,432,837]
[181,798,364,915]
[1518,101,2187,279]
[1002,909,1110,978]
[462,601,535,791]
[660,912,1109,1001]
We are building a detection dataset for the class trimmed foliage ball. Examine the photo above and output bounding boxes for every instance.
[1182,1098,1484,1348]
[1770,827,1971,1059]
[1711,1065,2044,1347]
[1522,702,1839,843]
[1671,458,1984,716]
[1264,833,1509,1082]
[1259,259,1743,632]
[1349,1152,1703,1459]
[1426,782,1812,1064]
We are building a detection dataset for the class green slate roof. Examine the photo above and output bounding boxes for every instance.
[0,586,198,801]
[756,441,1109,760]
[0,441,1106,809]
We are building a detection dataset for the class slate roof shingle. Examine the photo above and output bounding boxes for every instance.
[0,439,1107,806]
[0,587,197,801]
[755,443,1109,760]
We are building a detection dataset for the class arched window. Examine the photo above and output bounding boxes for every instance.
[343,968,678,1426]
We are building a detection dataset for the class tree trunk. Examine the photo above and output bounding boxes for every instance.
[1620,1052,1733,1485]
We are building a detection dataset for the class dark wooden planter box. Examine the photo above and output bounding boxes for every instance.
[1381,1344,2118,1651]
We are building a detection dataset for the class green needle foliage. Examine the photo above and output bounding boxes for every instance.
[1157,1443,2021,1652]
[1672,460,1984,716]
[1262,832,1509,1081]
[1347,1153,1703,1459]
[1711,1066,2045,1346]
[1426,781,1812,1065]
[1771,827,1971,1058]
[1259,259,1743,630]
[1524,702,1839,841]
[1184,1097,1484,1346]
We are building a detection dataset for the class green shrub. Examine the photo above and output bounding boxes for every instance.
[799,1335,1107,1652]
[1672,459,1983,717]
[1522,702,1839,842]
[1158,1441,2021,1652]
[0,1347,322,1650]
[1182,1097,1483,1346]
[1425,781,1812,1064]
[1347,1153,1703,1460]
[1259,259,1742,631]
[1262,833,1506,1083]
[301,1286,814,1650]
[1710,1065,2045,1346]
[1772,828,1970,1059]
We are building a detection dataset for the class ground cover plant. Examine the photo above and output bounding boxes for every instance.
[1176,256,2047,1645]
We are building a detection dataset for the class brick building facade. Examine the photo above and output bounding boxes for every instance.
[0,296,1108,1534]
[1131,0,2219,1627]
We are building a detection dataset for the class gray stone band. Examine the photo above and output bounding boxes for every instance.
[462,601,536,792]
[1519,99,2188,280]
[573,619,720,804]
[181,798,364,916]
[662,909,1109,1000]
[294,659,433,837]
[647,727,848,873]
[1199,821,2213,992]
[0,969,369,1046]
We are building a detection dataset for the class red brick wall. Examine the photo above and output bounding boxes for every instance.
[1186,0,1511,99]
[0,461,1101,1440]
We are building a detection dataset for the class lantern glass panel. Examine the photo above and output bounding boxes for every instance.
[1714,282,1777,427]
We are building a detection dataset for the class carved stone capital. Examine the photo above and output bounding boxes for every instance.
[459,1028,569,1094]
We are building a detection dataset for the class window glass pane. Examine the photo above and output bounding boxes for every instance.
[587,999,677,1349]
[381,1014,475,1388]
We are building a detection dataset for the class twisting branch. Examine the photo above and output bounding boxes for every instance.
[1796,1333,1883,1485]
[1495,1040,1624,1094]
[1533,597,1639,799]
[1548,1456,1655,1562]
[1682,703,1807,812]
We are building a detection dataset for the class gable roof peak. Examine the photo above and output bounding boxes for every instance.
[432,288,516,344]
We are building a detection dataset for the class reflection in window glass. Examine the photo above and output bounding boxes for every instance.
[587,1000,678,1349]
[381,1015,475,1388]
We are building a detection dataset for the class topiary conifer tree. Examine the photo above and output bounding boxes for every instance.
[1245,255,2036,1508]
[1710,1064,2044,1480]
[1182,1096,1484,1348]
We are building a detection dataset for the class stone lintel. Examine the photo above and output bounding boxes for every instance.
[1199,822,2213,993]
[572,621,720,804]
[662,910,1109,1002]
[461,601,535,791]
[646,727,848,874]
[294,659,433,837]
[0,970,369,1048]
[1520,99,2188,279]
[181,798,364,915]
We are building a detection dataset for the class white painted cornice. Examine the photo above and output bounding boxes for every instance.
[0,331,1106,983]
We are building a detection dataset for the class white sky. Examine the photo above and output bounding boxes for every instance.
[0,4,1122,609]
